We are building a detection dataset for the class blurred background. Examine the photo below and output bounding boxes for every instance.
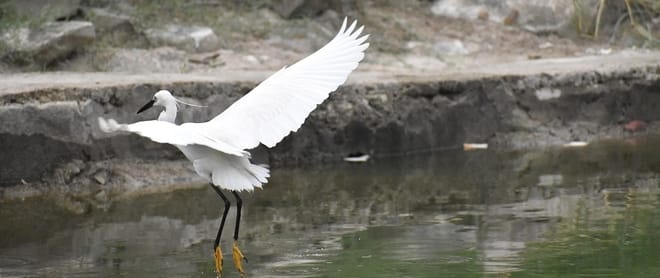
[1,1,660,277]
[0,0,658,73]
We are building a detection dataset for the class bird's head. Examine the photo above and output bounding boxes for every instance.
[137,90,206,114]
[137,90,175,114]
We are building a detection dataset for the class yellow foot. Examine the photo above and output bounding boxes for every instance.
[232,241,248,277]
[214,246,223,277]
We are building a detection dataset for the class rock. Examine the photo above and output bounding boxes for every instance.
[5,0,80,21]
[477,9,489,21]
[243,55,259,64]
[52,160,84,184]
[0,101,90,144]
[270,0,355,19]
[144,25,221,53]
[101,47,188,73]
[93,170,108,185]
[84,8,136,42]
[2,21,95,65]
[58,196,89,215]
[317,9,342,31]
[431,0,599,34]
[434,39,470,55]
[271,0,325,18]
[431,0,502,21]
[94,189,109,203]
[508,1,574,33]
[188,50,222,65]
[257,8,283,25]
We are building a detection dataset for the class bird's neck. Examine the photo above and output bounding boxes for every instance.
[158,103,177,123]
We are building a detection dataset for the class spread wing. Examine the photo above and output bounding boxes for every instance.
[196,18,369,149]
[98,118,248,157]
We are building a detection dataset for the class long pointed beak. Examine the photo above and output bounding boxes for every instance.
[137,99,155,114]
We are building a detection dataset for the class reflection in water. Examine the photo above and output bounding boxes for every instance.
[1,136,660,277]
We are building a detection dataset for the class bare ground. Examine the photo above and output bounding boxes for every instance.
[2,1,626,77]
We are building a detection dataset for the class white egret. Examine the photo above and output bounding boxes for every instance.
[98,18,368,277]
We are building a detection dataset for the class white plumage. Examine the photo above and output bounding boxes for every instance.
[98,18,369,192]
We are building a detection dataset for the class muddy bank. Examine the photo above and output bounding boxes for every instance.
[0,52,659,199]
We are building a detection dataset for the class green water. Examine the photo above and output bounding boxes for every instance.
[2,137,660,277]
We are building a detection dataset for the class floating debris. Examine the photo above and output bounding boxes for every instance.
[624,120,646,132]
[344,152,370,162]
[463,143,488,151]
[564,141,588,147]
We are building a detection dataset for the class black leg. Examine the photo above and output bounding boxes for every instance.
[231,190,247,274]
[232,191,242,241]
[210,184,231,249]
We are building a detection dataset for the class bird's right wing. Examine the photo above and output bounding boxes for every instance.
[98,117,247,157]
[197,18,369,150]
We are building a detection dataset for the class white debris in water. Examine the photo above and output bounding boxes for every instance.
[344,154,370,162]
[463,143,488,151]
[564,141,588,147]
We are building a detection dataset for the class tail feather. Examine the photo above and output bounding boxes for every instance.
[193,151,270,192]
[98,117,125,133]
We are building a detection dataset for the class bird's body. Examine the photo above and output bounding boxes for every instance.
[180,144,269,191]
[98,18,368,276]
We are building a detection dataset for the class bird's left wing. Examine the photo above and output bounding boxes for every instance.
[98,117,247,157]
[197,18,369,150]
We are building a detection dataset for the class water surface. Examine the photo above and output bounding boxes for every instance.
[2,137,660,277]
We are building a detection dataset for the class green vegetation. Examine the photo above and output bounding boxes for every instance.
[0,1,54,69]
[319,227,483,278]
[574,0,659,47]
[0,2,23,62]
[513,192,660,277]
[130,0,281,48]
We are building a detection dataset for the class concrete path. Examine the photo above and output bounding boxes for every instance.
[2,50,659,96]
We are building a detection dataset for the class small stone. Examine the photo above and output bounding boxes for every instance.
[93,171,108,185]
[94,190,109,203]
[244,55,259,64]
[433,39,469,55]
[539,42,554,49]
[477,9,489,21]
[502,9,519,25]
